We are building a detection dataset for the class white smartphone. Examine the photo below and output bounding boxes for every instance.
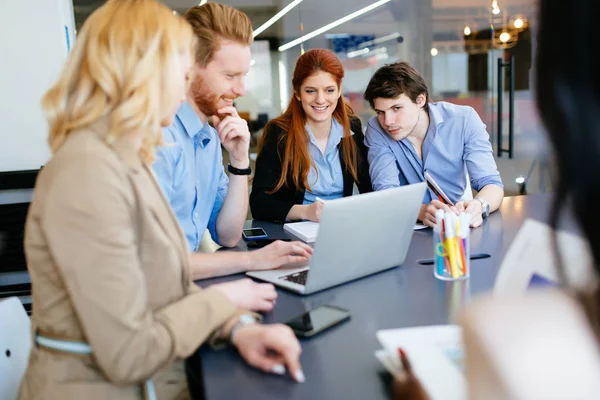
[242,227,268,241]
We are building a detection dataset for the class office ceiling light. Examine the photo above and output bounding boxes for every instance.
[278,0,391,52]
[430,47,439,56]
[499,31,510,43]
[348,46,387,59]
[347,47,370,58]
[253,0,304,38]
[356,32,401,49]
[513,18,524,29]
[463,25,471,36]
[491,0,500,14]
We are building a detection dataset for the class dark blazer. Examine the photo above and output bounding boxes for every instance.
[250,117,372,223]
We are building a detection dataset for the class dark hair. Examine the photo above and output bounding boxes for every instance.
[536,0,600,284]
[363,61,429,108]
[258,48,359,192]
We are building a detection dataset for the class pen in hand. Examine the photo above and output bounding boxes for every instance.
[392,348,431,400]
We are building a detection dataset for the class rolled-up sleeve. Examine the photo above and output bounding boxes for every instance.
[463,109,503,191]
[365,118,401,191]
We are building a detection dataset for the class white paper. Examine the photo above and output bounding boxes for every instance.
[493,219,596,294]
[376,325,466,400]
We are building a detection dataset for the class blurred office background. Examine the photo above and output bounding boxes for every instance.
[3,0,549,198]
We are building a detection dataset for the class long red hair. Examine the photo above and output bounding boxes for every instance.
[258,48,359,193]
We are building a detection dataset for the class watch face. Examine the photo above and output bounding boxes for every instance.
[483,203,490,216]
[478,198,490,217]
[239,314,257,325]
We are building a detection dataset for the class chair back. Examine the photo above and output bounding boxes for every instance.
[0,297,31,400]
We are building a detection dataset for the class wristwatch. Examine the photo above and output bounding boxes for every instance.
[476,197,490,218]
[229,314,259,345]
[227,163,252,176]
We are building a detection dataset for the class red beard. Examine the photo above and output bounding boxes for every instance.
[190,75,220,117]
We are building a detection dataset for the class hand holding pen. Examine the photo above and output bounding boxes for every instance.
[455,200,483,228]
[419,200,459,228]
[303,197,325,222]
[391,348,431,400]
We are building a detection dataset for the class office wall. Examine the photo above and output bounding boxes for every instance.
[0,0,75,172]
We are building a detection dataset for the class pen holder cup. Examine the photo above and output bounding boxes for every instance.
[433,229,470,281]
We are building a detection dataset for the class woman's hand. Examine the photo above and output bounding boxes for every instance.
[304,201,324,222]
[391,348,430,400]
[233,323,305,382]
[249,240,313,270]
[211,278,277,312]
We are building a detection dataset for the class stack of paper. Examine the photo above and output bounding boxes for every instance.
[375,325,466,400]
[283,221,319,242]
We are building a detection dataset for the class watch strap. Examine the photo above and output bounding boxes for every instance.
[229,314,259,345]
[227,163,252,176]
[476,197,490,218]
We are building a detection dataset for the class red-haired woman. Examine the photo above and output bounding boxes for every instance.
[250,48,372,223]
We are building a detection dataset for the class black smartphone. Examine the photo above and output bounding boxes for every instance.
[242,227,268,241]
[284,305,350,337]
[246,238,291,248]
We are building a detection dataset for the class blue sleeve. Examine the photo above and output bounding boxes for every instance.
[152,128,184,204]
[365,118,401,191]
[206,153,229,245]
[463,108,504,191]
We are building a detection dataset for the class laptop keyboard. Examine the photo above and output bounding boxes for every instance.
[281,270,308,286]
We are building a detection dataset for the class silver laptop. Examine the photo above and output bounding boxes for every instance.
[246,183,427,295]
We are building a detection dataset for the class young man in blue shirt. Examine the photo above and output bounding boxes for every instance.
[363,61,504,228]
[153,4,312,292]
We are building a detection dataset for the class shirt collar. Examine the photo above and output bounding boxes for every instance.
[176,101,213,147]
[427,102,444,128]
[305,118,345,152]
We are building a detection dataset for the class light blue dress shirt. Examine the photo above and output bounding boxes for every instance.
[302,119,345,204]
[365,101,503,204]
[153,102,228,251]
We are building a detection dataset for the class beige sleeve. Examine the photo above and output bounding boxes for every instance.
[42,155,237,385]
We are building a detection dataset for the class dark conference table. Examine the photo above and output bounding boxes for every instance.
[199,194,555,400]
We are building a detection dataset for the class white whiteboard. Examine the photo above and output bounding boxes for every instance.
[0,0,75,172]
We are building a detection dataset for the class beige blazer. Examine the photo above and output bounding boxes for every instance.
[19,121,239,400]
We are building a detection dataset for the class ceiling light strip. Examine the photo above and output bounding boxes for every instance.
[278,0,391,52]
[253,0,304,38]
[357,32,401,49]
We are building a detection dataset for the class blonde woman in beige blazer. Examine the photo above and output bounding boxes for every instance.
[18,1,304,399]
